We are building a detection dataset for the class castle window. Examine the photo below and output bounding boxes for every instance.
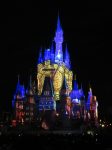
[26,118,29,121]
[26,113,29,116]
[30,112,33,116]
[26,107,29,110]
[30,107,33,111]
[44,91,49,96]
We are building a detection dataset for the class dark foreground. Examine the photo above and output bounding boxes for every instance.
[1,128,112,149]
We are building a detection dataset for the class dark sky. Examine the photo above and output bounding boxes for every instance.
[0,1,112,120]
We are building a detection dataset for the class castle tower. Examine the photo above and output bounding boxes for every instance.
[54,15,63,63]
[86,84,98,124]
[86,84,93,111]
[50,42,55,63]
[39,77,56,111]
[64,44,71,69]
[38,47,43,64]
[37,15,73,101]
[25,76,36,124]
[12,76,25,124]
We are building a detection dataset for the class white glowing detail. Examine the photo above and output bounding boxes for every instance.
[72,98,80,103]
[57,53,61,59]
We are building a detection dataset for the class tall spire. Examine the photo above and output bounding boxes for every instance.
[86,82,93,110]
[64,44,70,69]
[26,75,33,95]
[79,83,85,99]
[44,48,51,61]
[56,13,62,32]
[89,82,92,93]
[50,41,55,62]
[54,13,63,63]
[38,47,43,64]
[21,84,25,98]
[14,75,25,98]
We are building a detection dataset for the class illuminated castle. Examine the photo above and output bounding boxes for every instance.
[12,15,98,128]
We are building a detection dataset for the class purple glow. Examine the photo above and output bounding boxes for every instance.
[86,88,93,110]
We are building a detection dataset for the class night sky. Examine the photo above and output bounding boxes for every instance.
[0,1,112,120]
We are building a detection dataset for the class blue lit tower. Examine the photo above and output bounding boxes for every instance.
[44,48,51,61]
[54,15,63,63]
[38,47,43,64]
[86,84,92,111]
[64,44,71,69]
[50,42,55,63]
[86,84,98,122]
[12,75,25,123]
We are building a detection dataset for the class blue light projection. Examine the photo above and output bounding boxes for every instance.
[12,78,26,108]
[73,76,78,91]
[64,44,71,69]
[50,42,55,62]
[70,77,84,101]
[56,14,63,32]
[21,85,25,98]
[38,48,43,63]
[54,15,63,63]
[39,100,56,110]
[44,49,51,61]
[86,87,92,110]
[15,83,25,98]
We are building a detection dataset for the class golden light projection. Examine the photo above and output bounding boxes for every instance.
[37,60,73,101]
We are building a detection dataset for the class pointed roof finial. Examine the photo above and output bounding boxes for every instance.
[56,12,62,31]
[38,47,43,64]
[50,41,54,50]
[66,43,68,50]
[17,74,20,84]
[89,82,92,92]
[74,74,78,90]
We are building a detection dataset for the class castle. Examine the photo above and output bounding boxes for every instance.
[12,15,98,129]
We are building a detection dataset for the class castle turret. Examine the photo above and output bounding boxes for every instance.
[50,42,55,63]
[64,44,71,69]
[73,74,78,91]
[26,76,34,95]
[86,84,92,110]
[44,49,51,61]
[38,47,43,64]
[25,76,36,124]
[12,75,25,124]
[54,14,63,63]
